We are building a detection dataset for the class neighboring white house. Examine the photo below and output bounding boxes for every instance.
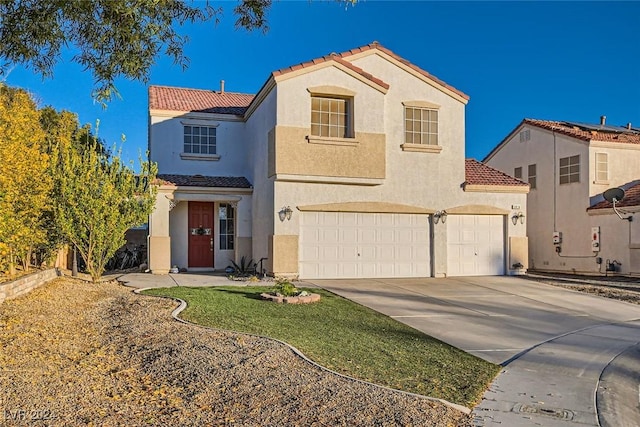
[485,117,640,276]
[148,42,529,279]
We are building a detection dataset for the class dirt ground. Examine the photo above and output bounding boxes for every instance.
[0,278,471,426]
[526,272,640,305]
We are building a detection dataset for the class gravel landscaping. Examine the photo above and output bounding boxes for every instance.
[525,273,640,305]
[0,278,472,426]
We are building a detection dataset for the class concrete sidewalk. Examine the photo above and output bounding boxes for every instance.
[118,272,281,289]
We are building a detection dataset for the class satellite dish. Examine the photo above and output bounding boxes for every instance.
[603,187,632,221]
[603,187,625,203]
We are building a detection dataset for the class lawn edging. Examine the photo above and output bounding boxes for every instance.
[0,268,60,304]
[132,286,472,415]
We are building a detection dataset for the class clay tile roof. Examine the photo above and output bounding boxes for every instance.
[589,181,640,210]
[524,119,640,145]
[157,174,252,189]
[336,42,469,101]
[465,159,529,187]
[149,86,254,115]
[272,52,390,90]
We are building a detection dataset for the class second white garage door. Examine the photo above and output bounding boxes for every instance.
[299,212,430,279]
[447,215,505,276]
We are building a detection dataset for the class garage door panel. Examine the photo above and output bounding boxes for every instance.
[447,215,504,276]
[299,212,430,279]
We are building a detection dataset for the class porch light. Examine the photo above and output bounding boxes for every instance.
[433,210,447,224]
[278,206,293,222]
[511,212,525,225]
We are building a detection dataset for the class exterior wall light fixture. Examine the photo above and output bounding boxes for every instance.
[433,210,448,224]
[278,206,293,222]
[511,212,525,225]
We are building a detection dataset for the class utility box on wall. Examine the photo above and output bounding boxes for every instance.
[591,226,600,251]
[552,231,562,245]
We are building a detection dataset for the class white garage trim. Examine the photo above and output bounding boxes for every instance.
[299,212,431,279]
[447,215,505,276]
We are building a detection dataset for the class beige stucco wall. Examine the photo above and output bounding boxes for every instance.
[148,188,174,274]
[263,52,526,277]
[246,89,277,272]
[588,209,640,275]
[270,235,299,276]
[150,50,528,278]
[272,126,386,179]
[149,112,251,178]
[487,123,640,274]
[152,191,252,272]
[588,142,640,196]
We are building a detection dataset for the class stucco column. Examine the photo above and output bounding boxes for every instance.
[148,187,174,274]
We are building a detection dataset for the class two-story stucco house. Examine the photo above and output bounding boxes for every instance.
[485,118,640,276]
[147,42,529,279]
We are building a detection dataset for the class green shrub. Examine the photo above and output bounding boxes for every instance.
[273,277,298,296]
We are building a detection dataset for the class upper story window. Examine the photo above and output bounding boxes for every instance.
[528,164,537,189]
[595,152,608,182]
[310,96,352,138]
[184,125,216,155]
[405,107,438,146]
[519,129,531,142]
[514,167,523,180]
[559,155,580,184]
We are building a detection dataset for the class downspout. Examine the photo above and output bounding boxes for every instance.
[553,131,557,231]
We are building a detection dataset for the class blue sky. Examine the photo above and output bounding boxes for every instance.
[5,1,640,164]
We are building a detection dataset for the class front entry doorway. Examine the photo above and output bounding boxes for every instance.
[188,202,214,268]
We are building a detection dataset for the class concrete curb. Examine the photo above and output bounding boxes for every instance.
[131,285,472,415]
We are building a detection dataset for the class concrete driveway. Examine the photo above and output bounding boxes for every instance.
[310,276,640,426]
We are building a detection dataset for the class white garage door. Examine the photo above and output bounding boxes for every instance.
[447,215,505,276]
[300,212,430,279]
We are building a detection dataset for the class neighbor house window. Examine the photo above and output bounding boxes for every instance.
[519,129,531,142]
[310,96,350,138]
[528,164,537,189]
[219,204,234,250]
[405,107,438,145]
[184,125,216,154]
[559,155,580,184]
[514,167,522,180]
[595,152,608,182]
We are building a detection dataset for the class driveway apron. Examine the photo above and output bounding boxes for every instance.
[310,276,640,427]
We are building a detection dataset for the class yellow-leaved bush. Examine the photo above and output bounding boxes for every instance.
[0,85,52,275]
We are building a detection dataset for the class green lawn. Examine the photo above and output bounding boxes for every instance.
[143,286,499,407]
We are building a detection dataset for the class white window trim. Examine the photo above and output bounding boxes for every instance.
[594,152,609,184]
[182,122,219,159]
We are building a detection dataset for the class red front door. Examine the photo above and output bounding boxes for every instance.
[188,202,214,268]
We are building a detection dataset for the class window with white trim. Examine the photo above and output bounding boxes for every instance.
[405,107,438,145]
[184,125,216,154]
[310,96,351,138]
[559,155,580,184]
[219,204,234,250]
[514,167,522,180]
[528,164,536,189]
[595,152,608,182]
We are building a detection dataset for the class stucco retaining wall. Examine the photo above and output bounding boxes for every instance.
[0,269,59,304]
